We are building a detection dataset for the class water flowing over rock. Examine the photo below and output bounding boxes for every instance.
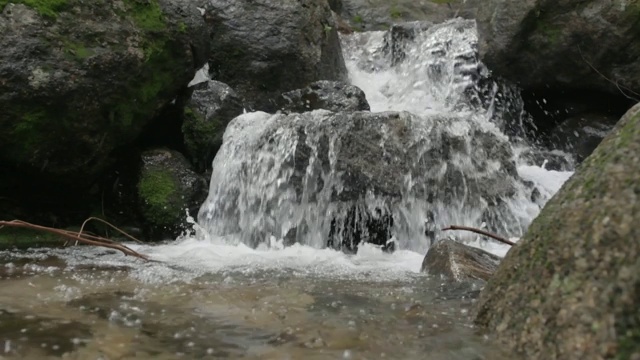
[276,81,370,114]
[475,103,640,359]
[197,18,564,252]
[183,80,244,172]
[421,239,501,283]
[0,0,208,186]
[198,109,534,252]
[200,0,348,112]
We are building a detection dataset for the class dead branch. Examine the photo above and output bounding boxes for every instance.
[78,217,144,244]
[0,220,152,261]
[578,46,640,102]
[442,225,515,246]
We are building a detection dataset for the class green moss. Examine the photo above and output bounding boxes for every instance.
[63,40,94,59]
[138,168,180,225]
[431,0,454,3]
[352,15,363,24]
[178,21,187,33]
[0,228,63,250]
[0,0,69,18]
[389,6,402,20]
[123,0,165,31]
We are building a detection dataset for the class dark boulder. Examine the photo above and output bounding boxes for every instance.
[201,0,348,112]
[421,239,501,283]
[276,81,370,114]
[0,0,208,186]
[182,80,244,172]
[548,113,619,163]
[138,149,208,239]
[475,103,640,359]
[476,0,640,97]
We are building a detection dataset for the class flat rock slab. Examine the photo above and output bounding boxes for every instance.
[421,239,501,283]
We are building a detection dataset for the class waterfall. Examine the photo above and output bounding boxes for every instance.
[197,19,572,254]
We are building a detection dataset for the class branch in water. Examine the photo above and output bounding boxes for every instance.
[442,225,515,246]
[0,219,152,261]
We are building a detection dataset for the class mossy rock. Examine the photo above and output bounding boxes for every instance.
[137,149,207,240]
[474,103,640,359]
[0,0,208,186]
[0,228,64,250]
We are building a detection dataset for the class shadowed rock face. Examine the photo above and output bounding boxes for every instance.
[200,0,348,112]
[0,0,208,186]
[474,103,640,359]
[276,81,370,114]
[421,239,501,283]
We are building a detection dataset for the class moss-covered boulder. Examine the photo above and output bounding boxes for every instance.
[137,149,207,239]
[474,103,640,359]
[182,80,244,173]
[200,0,348,111]
[0,0,208,186]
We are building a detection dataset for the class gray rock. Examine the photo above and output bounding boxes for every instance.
[138,149,208,239]
[276,81,370,114]
[548,112,619,163]
[201,0,348,112]
[421,239,501,283]
[0,0,208,186]
[183,80,244,172]
[338,0,478,31]
[474,103,640,359]
[476,0,640,97]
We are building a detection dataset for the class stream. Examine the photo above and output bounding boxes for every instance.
[0,19,573,359]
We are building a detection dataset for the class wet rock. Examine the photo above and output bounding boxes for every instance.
[200,0,348,112]
[338,0,477,31]
[475,103,640,359]
[199,110,530,250]
[475,0,638,129]
[516,148,575,172]
[276,81,370,114]
[421,239,501,283]
[138,149,207,239]
[382,21,434,66]
[548,112,619,163]
[0,0,208,186]
[183,80,244,172]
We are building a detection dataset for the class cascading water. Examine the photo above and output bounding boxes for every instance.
[197,19,573,254]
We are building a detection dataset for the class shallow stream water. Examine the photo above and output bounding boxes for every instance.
[0,19,573,359]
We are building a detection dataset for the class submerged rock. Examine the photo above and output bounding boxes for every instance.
[183,80,244,172]
[138,149,207,239]
[276,81,370,114]
[421,239,501,283]
[475,103,640,359]
[200,0,348,112]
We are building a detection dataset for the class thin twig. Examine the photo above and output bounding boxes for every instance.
[442,225,515,246]
[578,46,640,102]
[0,220,152,261]
[78,217,145,244]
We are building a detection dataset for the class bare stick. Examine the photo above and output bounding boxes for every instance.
[0,220,152,261]
[442,225,515,246]
[578,46,640,102]
[78,217,145,244]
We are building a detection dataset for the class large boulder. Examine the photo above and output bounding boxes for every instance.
[0,0,208,186]
[199,110,533,251]
[200,0,348,112]
[476,0,640,105]
[474,103,640,359]
[275,80,370,114]
[182,80,244,172]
